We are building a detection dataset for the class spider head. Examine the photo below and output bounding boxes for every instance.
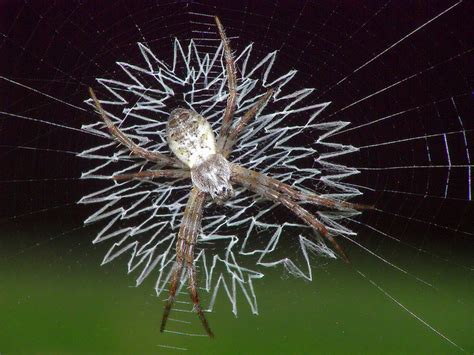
[212,183,235,205]
[191,153,234,204]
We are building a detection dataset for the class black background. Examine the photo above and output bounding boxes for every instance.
[1,0,473,251]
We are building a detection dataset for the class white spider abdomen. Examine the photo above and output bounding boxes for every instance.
[167,108,216,168]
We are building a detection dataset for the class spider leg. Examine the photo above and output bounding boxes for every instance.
[214,17,238,150]
[220,88,274,158]
[231,164,372,211]
[182,189,213,337]
[160,188,213,336]
[231,165,350,263]
[112,169,191,181]
[89,88,184,169]
[160,258,185,333]
[187,251,214,338]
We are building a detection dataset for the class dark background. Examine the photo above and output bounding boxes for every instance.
[1,0,473,224]
[0,1,473,353]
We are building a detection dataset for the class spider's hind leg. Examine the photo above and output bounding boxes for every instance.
[215,17,238,148]
[220,88,274,158]
[88,87,183,168]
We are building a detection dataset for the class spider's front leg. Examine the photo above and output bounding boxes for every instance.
[160,187,213,337]
[187,249,214,338]
[231,164,350,263]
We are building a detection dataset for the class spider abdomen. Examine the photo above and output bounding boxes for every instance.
[167,108,216,168]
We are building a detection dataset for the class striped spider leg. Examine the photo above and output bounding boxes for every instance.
[215,16,237,152]
[88,88,184,169]
[160,187,213,337]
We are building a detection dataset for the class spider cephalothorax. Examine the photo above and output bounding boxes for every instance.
[88,17,368,338]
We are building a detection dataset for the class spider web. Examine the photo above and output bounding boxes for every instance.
[0,1,473,353]
[78,35,360,317]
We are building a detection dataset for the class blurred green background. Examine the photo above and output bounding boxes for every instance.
[1,215,473,354]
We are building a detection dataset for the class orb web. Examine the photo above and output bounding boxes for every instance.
[79,36,362,315]
[1,1,473,352]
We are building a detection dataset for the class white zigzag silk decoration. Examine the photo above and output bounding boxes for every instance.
[79,38,362,315]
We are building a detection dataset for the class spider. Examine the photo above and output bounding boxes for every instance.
[88,17,368,338]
